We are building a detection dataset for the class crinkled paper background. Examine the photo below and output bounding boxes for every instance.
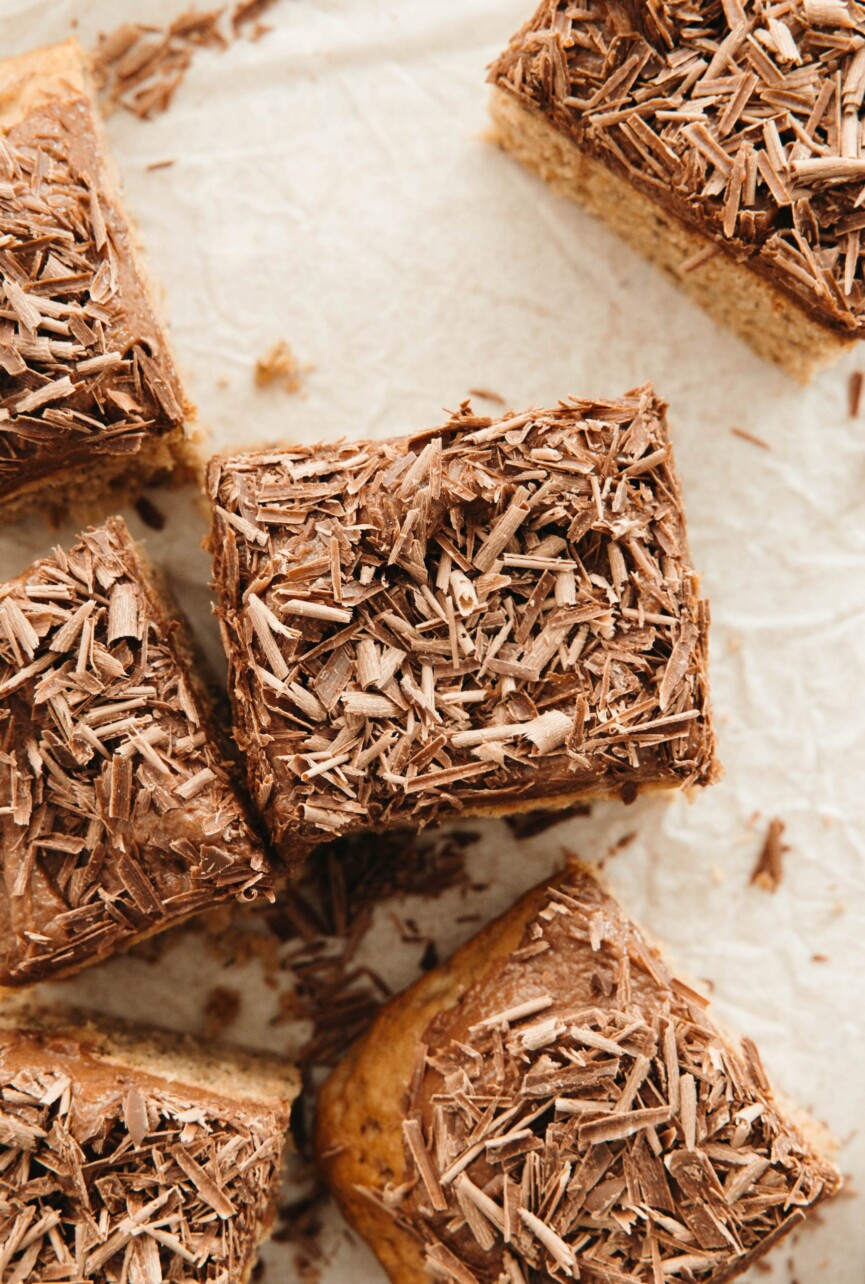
[2,0,864,1279]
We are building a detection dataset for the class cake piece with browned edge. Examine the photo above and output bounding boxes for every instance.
[0,1003,298,1282]
[208,387,716,867]
[490,3,865,382]
[0,38,193,523]
[317,862,841,1282]
[0,516,277,987]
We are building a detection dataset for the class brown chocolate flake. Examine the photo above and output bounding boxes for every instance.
[232,0,280,37]
[468,388,507,406]
[134,495,167,530]
[750,817,788,892]
[731,427,772,451]
[268,826,479,1072]
[504,801,592,839]
[202,985,242,1039]
[93,4,279,120]
[209,389,716,862]
[849,370,863,417]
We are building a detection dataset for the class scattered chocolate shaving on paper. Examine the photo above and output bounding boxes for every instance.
[751,816,788,891]
[732,426,772,450]
[271,1177,330,1283]
[271,826,479,1072]
[468,388,508,406]
[848,370,863,417]
[93,3,280,120]
[232,0,280,37]
[491,1,865,335]
[505,801,592,838]
[202,984,242,1039]
[134,494,167,530]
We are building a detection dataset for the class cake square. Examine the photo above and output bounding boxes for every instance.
[317,863,841,1282]
[208,387,716,864]
[0,516,275,987]
[0,1004,297,1282]
[490,3,865,381]
[0,38,192,523]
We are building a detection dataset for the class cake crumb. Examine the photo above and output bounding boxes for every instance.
[848,371,863,418]
[255,340,309,394]
[750,818,788,892]
[731,426,771,451]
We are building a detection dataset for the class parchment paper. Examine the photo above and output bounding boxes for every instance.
[2,0,863,1279]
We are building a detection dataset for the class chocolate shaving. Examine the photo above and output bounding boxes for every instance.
[750,817,788,891]
[93,5,280,120]
[849,370,863,417]
[504,801,592,838]
[731,426,771,450]
[268,825,479,1072]
[134,495,167,530]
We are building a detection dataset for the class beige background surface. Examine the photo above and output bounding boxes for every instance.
[2,0,863,1279]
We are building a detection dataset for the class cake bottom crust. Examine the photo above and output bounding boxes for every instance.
[489,87,854,384]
